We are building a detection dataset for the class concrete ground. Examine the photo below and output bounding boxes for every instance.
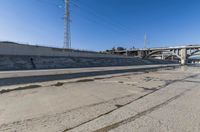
[0,65,200,132]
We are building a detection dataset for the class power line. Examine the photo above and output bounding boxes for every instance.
[71,1,122,34]
[37,0,135,48]
[71,0,134,36]
[73,0,131,31]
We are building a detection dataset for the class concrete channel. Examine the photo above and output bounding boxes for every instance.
[1,64,200,132]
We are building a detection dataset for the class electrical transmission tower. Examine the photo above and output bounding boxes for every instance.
[64,0,71,49]
[144,32,148,49]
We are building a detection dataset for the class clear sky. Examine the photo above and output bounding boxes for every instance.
[0,0,200,51]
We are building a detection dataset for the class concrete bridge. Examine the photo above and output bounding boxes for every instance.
[110,45,200,65]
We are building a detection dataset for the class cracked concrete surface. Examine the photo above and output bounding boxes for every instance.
[0,65,200,132]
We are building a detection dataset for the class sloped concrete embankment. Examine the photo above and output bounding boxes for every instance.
[0,55,176,70]
[0,42,177,70]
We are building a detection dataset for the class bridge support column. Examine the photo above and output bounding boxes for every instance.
[181,48,187,65]
[171,55,174,61]
[138,51,146,58]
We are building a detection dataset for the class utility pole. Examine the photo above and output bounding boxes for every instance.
[64,0,71,49]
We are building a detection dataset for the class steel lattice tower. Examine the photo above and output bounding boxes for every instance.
[144,32,147,49]
[64,0,71,49]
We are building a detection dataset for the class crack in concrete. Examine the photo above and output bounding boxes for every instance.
[182,80,200,83]
[0,93,138,130]
[63,91,157,132]
[64,73,200,132]
[94,89,191,132]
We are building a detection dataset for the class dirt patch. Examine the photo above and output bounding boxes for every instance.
[53,82,65,87]
[118,81,124,84]
[0,85,41,94]
[76,79,95,82]
[94,77,113,80]
[115,104,123,108]
[144,77,154,82]
[139,87,157,91]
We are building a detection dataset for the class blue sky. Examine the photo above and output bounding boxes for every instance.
[0,0,200,51]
